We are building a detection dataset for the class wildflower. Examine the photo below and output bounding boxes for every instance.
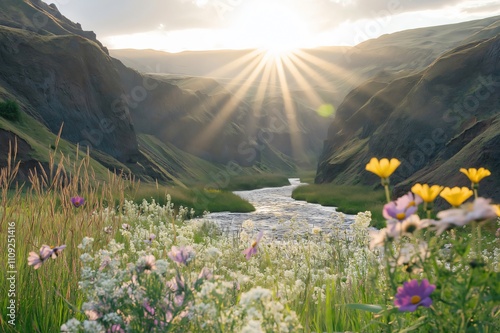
[440,187,473,207]
[411,184,443,203]
[396,242,429,267]
[99,256,111,271]
[121,223,130,230]
[432,197,498,234]
[107,325,125,333]
[71,196,85,208]
[312,226,322,235]
[242,230,264,260]
[365,157,400,179]
[104,226,113,234]
[460,167,491,184]
[143,301,155,316]
[394,279,435,312]
[48,244,67,258]
[168,246,195,265]
[27,245,53,269]
[144,233,156,245]
[197,267,213,281]
[397,215,430,236]
[136,255,157,274]
[383,192,422,221]
[494,204,500,217]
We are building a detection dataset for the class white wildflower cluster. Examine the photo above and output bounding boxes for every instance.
[70,197,408,332]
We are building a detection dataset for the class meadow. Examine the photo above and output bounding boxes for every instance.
[1,147,499,332]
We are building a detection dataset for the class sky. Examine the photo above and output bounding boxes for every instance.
[45,0,500,53]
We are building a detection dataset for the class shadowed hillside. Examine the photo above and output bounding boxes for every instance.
[316,35,500,201]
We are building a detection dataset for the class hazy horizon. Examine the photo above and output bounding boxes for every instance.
[43,0,500,53]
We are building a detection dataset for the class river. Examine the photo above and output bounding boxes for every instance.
[201,178,356,237]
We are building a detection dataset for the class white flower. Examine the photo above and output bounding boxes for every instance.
[241,320,264,333]
[312,226,322,235]
[82,320,104,333]
[61,318,82,332]
[242,219,255,231]
[78,237,94,251]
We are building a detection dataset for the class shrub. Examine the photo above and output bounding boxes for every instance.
[0,99,21,121]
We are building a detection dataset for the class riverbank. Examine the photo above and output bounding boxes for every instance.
[291,183,386,228]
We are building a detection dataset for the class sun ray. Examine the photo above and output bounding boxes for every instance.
[273,55,305,161]
[187,52,271,151]
[292,49,363,89]
[280,55,325,108]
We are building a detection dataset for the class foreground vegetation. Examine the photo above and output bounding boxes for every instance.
[1,143,499,332]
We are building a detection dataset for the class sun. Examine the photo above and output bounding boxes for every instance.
[233,2,310,59]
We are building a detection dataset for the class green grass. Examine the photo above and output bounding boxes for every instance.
[129,183,255,216]
[224,173,291,191]
[292,184,386,228]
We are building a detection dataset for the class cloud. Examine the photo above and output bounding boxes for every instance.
[459,1,500,14]
[50,0,228,36]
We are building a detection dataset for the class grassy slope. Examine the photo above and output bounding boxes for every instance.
[0,113,123,180]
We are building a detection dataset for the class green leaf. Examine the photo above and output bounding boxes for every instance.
[398,316,427,333]
[345,303,383,313]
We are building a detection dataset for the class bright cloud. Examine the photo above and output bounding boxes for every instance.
[47,0,500,52]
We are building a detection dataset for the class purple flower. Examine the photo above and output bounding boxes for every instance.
[383,192,422,221]
[168,246,195,265]
[394,279,435,312]
[144,233,156,245]
[242,231,263,260]
[71,196,85,208]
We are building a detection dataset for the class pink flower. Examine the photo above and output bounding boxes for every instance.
[27,244,66,269]
[107,325,125,333]
[242,231,264,259]
[27,245,53,269]
[168,246,195,265]
[433,197,498,235]
[395,279,435,312]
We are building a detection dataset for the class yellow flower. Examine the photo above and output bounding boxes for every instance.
[494,205,500,217]
[365,158,401,179]
[439,187,473,207]
[411,184,443,203]
[459,167,491,184]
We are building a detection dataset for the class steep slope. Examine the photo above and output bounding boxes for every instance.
[316,35,500,201]
[0,25,139,162]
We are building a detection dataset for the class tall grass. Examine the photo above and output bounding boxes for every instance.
[0,137,136,332]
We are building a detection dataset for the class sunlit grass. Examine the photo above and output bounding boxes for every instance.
[292,184,386,228]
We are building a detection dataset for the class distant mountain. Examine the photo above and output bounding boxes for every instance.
[315,34,500,201]
[111,15,500,101]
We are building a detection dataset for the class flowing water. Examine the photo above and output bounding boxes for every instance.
[200,178,356,237]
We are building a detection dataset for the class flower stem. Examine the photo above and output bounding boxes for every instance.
[382,179,391,203]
